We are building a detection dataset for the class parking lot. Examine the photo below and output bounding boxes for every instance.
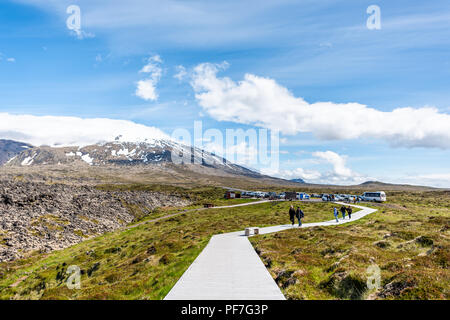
[225,190,387,203]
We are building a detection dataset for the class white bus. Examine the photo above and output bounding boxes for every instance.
[362,191,386,202]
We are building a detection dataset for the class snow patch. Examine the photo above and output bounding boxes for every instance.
[117,148,129,156]
[6,156,17,164]
[21,155,34,166]
[81,154,93,165]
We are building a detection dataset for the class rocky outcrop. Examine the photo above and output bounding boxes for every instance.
[0,181,190,262]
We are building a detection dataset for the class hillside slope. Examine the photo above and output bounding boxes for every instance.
[0,192,448,300]
[0,180,189,262]
[0,139,32,165]
[5,140,260,177]
[1,139,300,188]
[1,140,442,191]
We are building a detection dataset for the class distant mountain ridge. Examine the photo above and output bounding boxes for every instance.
[357,180,439,191]
[1,140,444,190]
[4,139,265,178]
[359,181,384,185]
[0,139,33,165]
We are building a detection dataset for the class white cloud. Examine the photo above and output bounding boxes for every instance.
[135,55,162,101]
[202,139,258,166]
[319,42,333,48]
[139,55,162,72]
[266,151,450,187]
[416,173,450,180]
[391,173,450,188]
[191,63,450,149]
[12,0,298,50]
[136,79,158,101]
[174,65,187,81]
[0,113,169,147]
[0,53,16,63]
[312,151,353,177]
[263,150,367,185]
[263,167,323,182]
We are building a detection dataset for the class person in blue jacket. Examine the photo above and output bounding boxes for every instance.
[333,207,339,223]
[296,206,304,227]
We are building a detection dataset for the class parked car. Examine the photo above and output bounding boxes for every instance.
[267,192,277,199]
[278,192,286,199]
[255,191,265,198]
[296,192,310,200]
[224,191,236,199]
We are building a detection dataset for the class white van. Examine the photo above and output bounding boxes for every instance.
[362,191,386,202]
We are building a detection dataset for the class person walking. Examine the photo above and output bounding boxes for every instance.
[340,205,346,219]
[333,207,339,223]
[346,206,353,219]
[296,206,304,227]
[289,205,296,226]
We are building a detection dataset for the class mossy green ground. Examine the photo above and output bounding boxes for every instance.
[250,191,450,300]
[1,187,448,300]
[0,199,339,299]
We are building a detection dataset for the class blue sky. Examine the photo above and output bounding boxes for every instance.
[1,0,450,187]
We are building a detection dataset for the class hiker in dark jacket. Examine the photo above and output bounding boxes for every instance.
[340,206,346,219]
[346,206,353,219]
[296,206,304,227]
[289,205,296,225]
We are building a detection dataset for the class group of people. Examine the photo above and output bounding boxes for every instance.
[333,205,353,222]
[288,204,354,227]
[289,205,304,227]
